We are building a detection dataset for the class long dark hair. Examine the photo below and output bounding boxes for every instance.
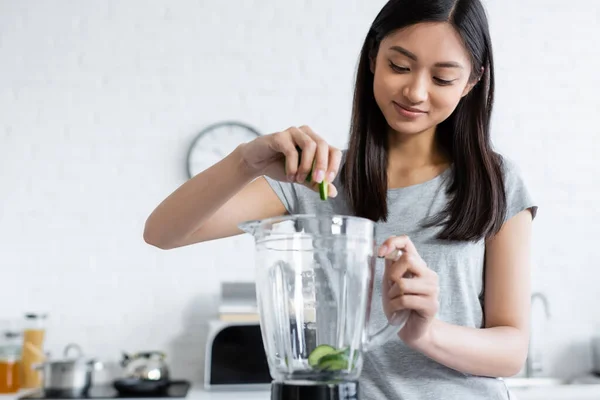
[340,0,506,242]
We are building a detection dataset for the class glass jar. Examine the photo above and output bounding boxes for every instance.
[238,215,408,385]
[20,313,47,389]
[0,322,23,394]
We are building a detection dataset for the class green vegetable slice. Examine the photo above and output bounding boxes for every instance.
[308,344,337,367]
[285,148,328,201]
[317,354,349,371]
[308,345,357,371]
[318,181,328,201]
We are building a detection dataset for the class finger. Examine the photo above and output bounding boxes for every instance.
[384,248,403,262]
[272,131,299,181]
[388,278,437,298]
[394,253,429,279]
[299,126,328,183]
[297,124,320,140]
[389,294,438,317]
[383,258,411,284]
[383,251,424,285]
[307,180,338,198]
[328,182,338,197]
[289,127,316,183]
[378,235,418,258]
[326,147,343,183]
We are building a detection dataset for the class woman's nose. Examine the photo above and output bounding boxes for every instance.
[402,75,428,104]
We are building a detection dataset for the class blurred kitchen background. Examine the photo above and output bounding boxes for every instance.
[1,0,599,388]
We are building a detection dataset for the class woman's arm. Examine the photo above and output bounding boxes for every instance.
[408,209,534,377]
[143,126,342,249]
[143,146,285,249]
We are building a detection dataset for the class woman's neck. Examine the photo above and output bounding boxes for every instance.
[386,126,451,188]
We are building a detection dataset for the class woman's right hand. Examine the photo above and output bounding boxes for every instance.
[239,125,343,197]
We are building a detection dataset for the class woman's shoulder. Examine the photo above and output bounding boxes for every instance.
[497,153,539,222]
[497,153,530,193]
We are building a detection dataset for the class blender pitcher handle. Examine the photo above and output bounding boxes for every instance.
[364,249,411,350]
[364,311,409,349]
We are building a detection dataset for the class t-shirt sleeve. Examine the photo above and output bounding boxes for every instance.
[502,156,538,223]
[263,175,298,214]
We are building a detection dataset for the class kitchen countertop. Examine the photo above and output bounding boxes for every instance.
[0,387,271,400]
[2,383,600,400]
[509,385,600,400]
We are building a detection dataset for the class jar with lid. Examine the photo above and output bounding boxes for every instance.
[0,323,23,393]
[20,313,47,389]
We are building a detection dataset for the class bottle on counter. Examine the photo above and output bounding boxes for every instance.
[20,313,47,389]
[0,320,23,394]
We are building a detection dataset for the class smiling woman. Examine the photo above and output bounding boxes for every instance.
[144,1,537,399]
[342,5,501,239]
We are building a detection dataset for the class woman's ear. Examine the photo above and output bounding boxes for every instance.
[461,66,485,97]
[461,80,476,98]
[367,38,378,74]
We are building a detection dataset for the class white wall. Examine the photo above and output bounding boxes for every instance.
[1,0,598,383]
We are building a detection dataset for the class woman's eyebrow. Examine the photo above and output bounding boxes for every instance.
[389,45,464,69]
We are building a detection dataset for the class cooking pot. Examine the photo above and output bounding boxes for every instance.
[34,343,103,396]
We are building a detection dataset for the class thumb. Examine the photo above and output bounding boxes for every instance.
[304,180,337,199]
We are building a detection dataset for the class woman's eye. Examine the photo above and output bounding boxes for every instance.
[389,62,409,73]
[434,77,454,86]
[388,61,455,86]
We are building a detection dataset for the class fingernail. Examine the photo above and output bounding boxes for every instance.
[315,169,325,183]
[287,175,296,182]
[378,245,388,257]
[297,174,306,183]
[327,172,335,182]
[389,249,402,261]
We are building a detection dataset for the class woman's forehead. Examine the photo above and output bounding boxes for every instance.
[381,22,472,67]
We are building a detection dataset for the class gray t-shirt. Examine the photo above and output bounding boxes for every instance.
[264,153,537,400]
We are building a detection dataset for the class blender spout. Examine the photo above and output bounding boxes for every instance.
[238,220,260,236]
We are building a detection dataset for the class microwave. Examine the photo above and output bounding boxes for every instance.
[204,319,272,391]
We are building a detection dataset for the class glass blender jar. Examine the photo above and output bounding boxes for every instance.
[239,214,408,400]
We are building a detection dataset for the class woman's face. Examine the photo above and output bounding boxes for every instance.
[372,22,478,136]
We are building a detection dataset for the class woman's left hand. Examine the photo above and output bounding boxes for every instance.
[378,235,440,347]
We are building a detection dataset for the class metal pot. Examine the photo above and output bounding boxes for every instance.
[35,343,103,396]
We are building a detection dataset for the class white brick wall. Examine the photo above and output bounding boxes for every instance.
[1,0,598,383]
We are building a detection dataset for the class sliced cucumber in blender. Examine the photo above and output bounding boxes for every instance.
[316,353,349,371]
[308,344,337,367]
[308,345,357,371]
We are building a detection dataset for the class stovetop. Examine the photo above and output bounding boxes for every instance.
[18,381,190,399]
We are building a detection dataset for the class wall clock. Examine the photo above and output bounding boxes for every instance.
[186,121,261,179]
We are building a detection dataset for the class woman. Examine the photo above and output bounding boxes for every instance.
[144,0,537,398]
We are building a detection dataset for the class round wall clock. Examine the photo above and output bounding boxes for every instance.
[186,121,261,178]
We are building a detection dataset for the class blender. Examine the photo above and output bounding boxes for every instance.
[239,214,409,400]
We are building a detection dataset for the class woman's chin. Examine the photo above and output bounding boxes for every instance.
[387,121,434,136]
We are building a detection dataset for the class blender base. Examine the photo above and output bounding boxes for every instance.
[271,381,359,400]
